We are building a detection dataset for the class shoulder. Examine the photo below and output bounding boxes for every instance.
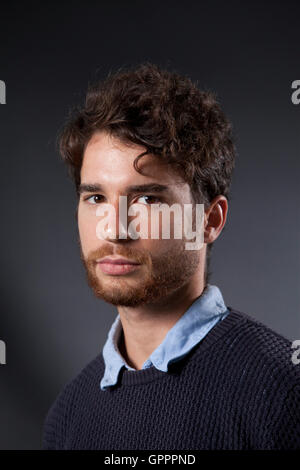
[223,307,300,383]
[221,307,300,448]
[226,307,298,367]
[42,353,104,449]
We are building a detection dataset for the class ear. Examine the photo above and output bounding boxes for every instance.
[204,196,228,244]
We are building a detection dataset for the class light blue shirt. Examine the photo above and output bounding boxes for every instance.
[100,284,229,391]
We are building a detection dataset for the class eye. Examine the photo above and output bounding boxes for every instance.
[85,194,104,204]
[136,195,162,205]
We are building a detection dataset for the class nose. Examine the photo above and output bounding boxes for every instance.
[96,196,134,242]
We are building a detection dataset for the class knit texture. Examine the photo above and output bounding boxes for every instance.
[42,308,300,450]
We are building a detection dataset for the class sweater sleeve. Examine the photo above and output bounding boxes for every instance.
[267,382,300,449]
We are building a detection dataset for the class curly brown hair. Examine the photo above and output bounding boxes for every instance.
[58,62,236,284]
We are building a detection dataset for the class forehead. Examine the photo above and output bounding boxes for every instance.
[81,130,185,188]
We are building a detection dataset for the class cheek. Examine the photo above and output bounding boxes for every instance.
[78,205,100,255]
[148,208,181,241]
[132,206,184,244]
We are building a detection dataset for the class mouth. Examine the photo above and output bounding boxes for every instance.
[98,256,140,265]
[97,257,141,275]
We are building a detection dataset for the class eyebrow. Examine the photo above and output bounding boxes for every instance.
[78,182,171,195]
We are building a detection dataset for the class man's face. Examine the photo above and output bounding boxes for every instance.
[78,130,202,307]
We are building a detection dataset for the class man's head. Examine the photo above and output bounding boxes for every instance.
[58,63,236,306]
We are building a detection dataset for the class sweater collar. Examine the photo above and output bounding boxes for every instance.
[100,284,228,390]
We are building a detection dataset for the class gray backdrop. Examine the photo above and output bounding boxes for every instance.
[0,0,299,449]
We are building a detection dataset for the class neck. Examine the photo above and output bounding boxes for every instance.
[117,275,206,370]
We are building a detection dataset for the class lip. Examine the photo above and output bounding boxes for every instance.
[96,256,141,275]
[98,257,140,265]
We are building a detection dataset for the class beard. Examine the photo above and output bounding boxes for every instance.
[79,239,201,308]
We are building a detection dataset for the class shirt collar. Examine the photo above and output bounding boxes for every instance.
[100,284,228,390]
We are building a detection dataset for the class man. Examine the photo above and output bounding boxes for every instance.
[43,63,300,450]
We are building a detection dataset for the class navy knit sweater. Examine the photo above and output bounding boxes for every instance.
[42,308,300,450]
